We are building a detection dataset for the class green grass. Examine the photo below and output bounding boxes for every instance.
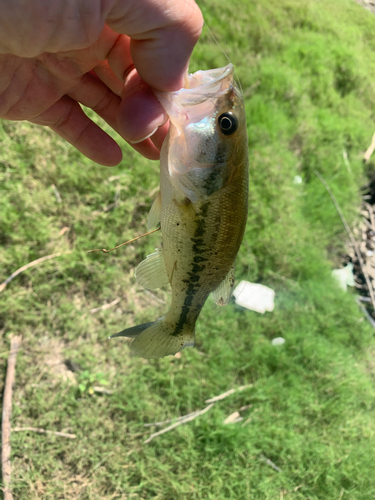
[2,0,375,498]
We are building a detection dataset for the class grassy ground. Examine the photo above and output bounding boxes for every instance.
[2,0,375,498]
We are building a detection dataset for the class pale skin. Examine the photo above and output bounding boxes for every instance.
[0,0,203,165]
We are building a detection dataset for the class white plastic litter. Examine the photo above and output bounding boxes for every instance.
[293,175,303,184]
[331,263,355,291]
[233,281,275,314]
[271,337,286,346]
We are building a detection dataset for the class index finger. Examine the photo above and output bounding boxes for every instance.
[105,0,203,91]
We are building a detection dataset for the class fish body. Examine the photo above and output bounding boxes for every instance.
[113,64,249,358]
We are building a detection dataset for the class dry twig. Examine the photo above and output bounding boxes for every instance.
[13,427,76,439]
[240,404,252,412]
[205,384,253,403]
[314,170,375,313]
[0,252,68,293]
[144,410,201,428]
[143,289,166,305]
[241,417,252,427]
[58,226,70,237]
[365,202,375,233]
[144,385,253,441]
[87,227,160,254]
[223,411,243,424]
[90,298,120,314]
[357,299,375,329]
[51,184,62,203]
[358,296,371,303]
[92,386,114,395]
[2,336,22,500]
[144,404,214,444]
[260,453,282,473]
[363,131,375,163]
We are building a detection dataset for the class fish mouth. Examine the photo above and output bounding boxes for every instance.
[183,64,234,93]
[154,64,235,111]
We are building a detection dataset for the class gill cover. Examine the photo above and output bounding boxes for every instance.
[154,64,244,202]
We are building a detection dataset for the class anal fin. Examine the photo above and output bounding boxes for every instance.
[211,262,236,306]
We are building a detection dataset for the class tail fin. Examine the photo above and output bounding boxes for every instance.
[111,317,195,359]
[110,322,155,339]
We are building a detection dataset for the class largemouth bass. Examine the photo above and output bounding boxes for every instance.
[112,64,249,358]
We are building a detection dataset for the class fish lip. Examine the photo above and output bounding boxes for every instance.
[180,64,234,94]
[154,64,234,107]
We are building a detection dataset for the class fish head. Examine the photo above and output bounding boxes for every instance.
[155,64,248,202]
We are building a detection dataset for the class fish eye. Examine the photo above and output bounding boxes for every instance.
[218,112,238,136]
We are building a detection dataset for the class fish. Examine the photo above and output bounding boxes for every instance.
[112,64,249,359]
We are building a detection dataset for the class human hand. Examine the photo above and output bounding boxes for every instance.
[0,0,203,165]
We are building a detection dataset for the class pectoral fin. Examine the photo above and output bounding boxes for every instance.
[211,262,236,306]
[135,248,170,290]
[147,191,161,230]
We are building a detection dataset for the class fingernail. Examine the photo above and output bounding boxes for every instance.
[128,126,159,144]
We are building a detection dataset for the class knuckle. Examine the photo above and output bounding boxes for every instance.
[91,90,114,115]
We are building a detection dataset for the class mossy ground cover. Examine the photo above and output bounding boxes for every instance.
[1,0,375,498]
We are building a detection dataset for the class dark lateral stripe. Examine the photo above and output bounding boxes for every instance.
[193,255,208,263]
[173,202,210,336]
